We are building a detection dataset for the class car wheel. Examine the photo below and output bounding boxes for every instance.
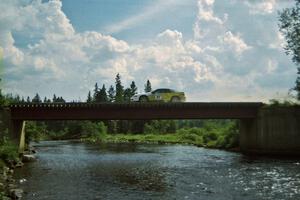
[171,96,180,102]
[139,96,148,102]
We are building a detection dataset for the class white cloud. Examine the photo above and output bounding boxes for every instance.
[245,0,278,15]
[0,0,297,102]
[222,31,252,56]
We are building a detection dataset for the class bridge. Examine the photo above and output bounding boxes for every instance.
[9,102,262,120]
[5,102,300,155]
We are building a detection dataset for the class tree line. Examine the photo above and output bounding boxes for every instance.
[1,74,191,141]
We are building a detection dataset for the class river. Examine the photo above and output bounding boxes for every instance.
[14,140,300,200]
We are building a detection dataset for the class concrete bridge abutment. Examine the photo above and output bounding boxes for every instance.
[240,106,300,155]
[9,120,26,154]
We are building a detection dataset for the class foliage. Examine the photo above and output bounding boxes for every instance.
[115,73,124,102]
[144,80,152,92]
[87,91,92,103]
[268,99,298,106]
[100,120,239,149]
[279,1,300,100]
[130,81,138,96]
[144,120,177,134]
[108,85,115,102]
[25,121,48,142]
[0,139,18,163]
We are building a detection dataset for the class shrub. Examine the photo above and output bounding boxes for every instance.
[203,131,218,143]
[0,140,18,162]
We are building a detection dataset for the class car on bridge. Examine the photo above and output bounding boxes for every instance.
[130,88,186,102]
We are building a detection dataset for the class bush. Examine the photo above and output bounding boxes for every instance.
[87,122,107,141]
[0,140,18,162]
[203,131,218,143]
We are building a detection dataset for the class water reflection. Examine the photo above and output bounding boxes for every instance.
[14,141,300,200]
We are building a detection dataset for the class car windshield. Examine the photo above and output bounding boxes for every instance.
[151,89,176,94]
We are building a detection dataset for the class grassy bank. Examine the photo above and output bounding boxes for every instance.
[0,139,20,199]
[85,121,239,150]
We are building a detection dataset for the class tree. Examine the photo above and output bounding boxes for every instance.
[52,94,57,102]
[98,84,108,102]
[93,83,99,102]
[87,91,92,103]
[32,93,42,103]
[144,79,152,93]
[279,1,300,100]
[130,81,138,97]
[108,85,115,102]
[123,88,132,102]
[26,96,31,103]
[115,73,124,102]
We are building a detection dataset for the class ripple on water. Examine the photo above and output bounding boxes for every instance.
[13,141,300,200]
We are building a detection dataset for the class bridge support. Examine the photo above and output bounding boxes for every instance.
[9,120,26,154]
[240,106,300,155]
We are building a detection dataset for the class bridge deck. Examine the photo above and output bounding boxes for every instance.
[8,102,263,120]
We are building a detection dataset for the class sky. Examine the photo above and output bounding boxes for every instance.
[0,0,297,102]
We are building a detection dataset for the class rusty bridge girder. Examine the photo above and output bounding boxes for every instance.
[8,102,263,120]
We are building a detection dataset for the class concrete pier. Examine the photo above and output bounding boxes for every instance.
[240,106,300,155]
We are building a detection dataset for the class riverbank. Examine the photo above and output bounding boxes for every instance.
[84,122,239,150]
[0,141,36,199]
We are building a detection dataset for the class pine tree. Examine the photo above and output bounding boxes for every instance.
[144,80,152,93]
[57,97,66,103]
[130,81,138,97]
[26,96,31,103]
[93,83,99,102]
[87,91,92,103]
[108,85,115,102]
[32,93,42,103]
[52,94,57,102]
[123,88,132,102]
[99,84,108,102]
[115,73,124,102]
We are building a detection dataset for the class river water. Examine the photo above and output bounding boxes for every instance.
[14,140,300,200]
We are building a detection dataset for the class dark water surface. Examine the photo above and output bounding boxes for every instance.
[14,141,300,200]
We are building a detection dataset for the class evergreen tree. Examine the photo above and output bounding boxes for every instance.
[130,81,138,97]
[123,88,132,102]
[26,96,31,103]
[32,93,42,103]
[93,83,99,101]
[99,84,108,102]
[279,1,300,100]
[115,73,124,102]
[144,80,152,93]
[108,85,115,102]
[52,94,57,102]
[57,97,66,103]
[87,91,92,103]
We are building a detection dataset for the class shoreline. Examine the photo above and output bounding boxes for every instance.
[81,133,240,153]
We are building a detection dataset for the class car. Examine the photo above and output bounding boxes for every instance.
[130,88,186,102]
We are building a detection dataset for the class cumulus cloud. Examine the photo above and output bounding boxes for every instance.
[245,0,278,15]
[0,0,297,102]
[222,31,252,56]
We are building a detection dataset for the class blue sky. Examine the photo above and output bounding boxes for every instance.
[61,0,197,42]
[0,0,297,102]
